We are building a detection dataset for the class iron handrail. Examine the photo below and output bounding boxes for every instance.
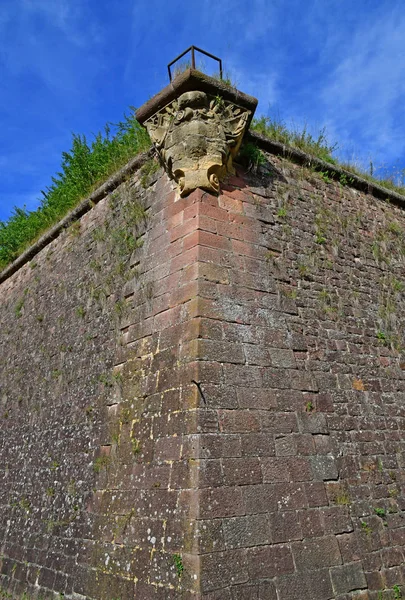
[167,46,223,82]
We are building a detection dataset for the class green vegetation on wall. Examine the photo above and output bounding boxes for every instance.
[2,97,405,274]
[251,116,338,164]
[0,111,151,270]
[251,115,405,198]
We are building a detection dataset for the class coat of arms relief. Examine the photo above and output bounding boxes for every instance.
[144,90,251,196]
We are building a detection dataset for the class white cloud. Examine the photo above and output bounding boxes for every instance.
[0,0,103,94]
[200,0,275,43]
[319,5,405,167]
[20,0,99,46]
[226,61,279,114]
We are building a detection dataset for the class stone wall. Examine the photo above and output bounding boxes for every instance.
[1,139,405,600]
[0,163,203,599]
[186,151,405,600]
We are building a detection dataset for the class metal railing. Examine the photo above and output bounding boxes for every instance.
[167,46,223,82]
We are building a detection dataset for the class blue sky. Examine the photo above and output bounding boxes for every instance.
[1,0,405,221]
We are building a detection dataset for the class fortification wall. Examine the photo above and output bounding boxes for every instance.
[185,151,405,600]
[1,134,405,600]
[0,163,203,599]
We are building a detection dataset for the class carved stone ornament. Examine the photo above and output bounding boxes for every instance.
[144,91,251,196]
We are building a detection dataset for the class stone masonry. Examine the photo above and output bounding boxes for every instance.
[1,72,405,600]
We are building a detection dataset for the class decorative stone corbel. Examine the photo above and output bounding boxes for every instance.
[136,70,258,197]
[144,91,251,196]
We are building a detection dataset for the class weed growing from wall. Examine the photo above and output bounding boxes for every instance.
[238,142,266,172]
[139,158,160,188]
[172,554,184,578]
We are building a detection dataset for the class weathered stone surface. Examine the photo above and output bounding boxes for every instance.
[223,514,270,548]
[330,562,368,595]
[311,455,339,480]
[142,90,252,196]
[2,117,405,599]
[0,169,202,598]
[275,569,334,600]
[137,72,257,197]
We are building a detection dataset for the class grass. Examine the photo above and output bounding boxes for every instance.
[14,295,25,318]
[335,490,351,506]
[171,57,234,87]
[374,507,386,519]
[131,437,142,455]
[341,161,405,196]
[238,142,266,171]
[0,109,151,270]
[212,71,235,87]
[305,401,314,412]
[251,115,405,198]
[93,455,111,473]
[139,158,160,188]
[172,553,184,578]
[360,520,372,536]
[3,89,405,275]
[172,60,192,79]
[251,116,338,164]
